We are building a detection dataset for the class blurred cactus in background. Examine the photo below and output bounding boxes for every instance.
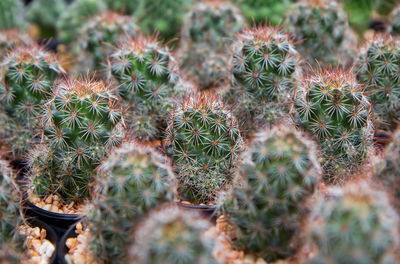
[219,124,321,262]
[166,94,243,204]
[27,77,124,203]
[223,25,300,137]
[87,142,176,263]
[302,181,399,264]
[103,0,138,14]
[390,5,400,34]
[355,36,400,131]
[0,0,25,30]
[129,206,216,264]
[179,1,245,91]
[0,30,33,60]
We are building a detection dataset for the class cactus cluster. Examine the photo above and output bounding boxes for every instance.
[27,77,124,203]
[129,206,216,264]
[219,124,321,262]
[293,67,374,183]
[286,0,356,67]
[0,0,25,30]
[166,94,243,204]
[109,37,182,141]
[355,36,400,131]
[179,1,245,91]
[223,25,300,136]
[87,142,176,263]
[303,181,399,263]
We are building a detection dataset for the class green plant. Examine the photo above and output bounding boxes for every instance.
[27,77,124,203]
[355,36,400,131]
[109,37,183,141]
[179,1,245,90]
[293,67,374,183]
[129,206,217,264]
[0,46,64,159]
[219,124,321,262]
[166,93,243,204]
[76,11,139,77]
[340,0,382,34]
[103,0,138,14]
[302,181,399,264]
[286,0,356,67]
[57,0,105,44]
[87,141,176,263]
[223,25,300,136]
[0,30,33,59]
[0,0,25,30]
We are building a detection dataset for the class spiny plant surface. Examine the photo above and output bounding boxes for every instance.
[87,142,176,263]
[293,67,373,183]
[166,93,243,204]
[223,25,300,136]
[0,0,25,30]
[129,206,217,264]
[303,181,400,264]
[0,30,33,59]
[110,37,183,141]
[355,36,400,131]
[27,77,124,203]
[219,124,321,262]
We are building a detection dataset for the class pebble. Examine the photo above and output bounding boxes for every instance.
[20,225,55,264]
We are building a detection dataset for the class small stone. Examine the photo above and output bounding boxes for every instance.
[45,195,53,204]
[31,227,41,238]
[66,238,77,249]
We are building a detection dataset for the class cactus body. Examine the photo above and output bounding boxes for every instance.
[219,124,321,261]
[103,0,138,14]
[0,0,25,30]
[0,30,33,60]
[87,142,176,263]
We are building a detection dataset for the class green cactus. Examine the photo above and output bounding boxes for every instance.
[166,93,243,204]
[129,206,217,264]
[223,25,300,136]
[87,142,176,263]
[0,46,64,159]
[76,11,139,77]
[57,0,105,44]
[27,0,66,38]
[109,37,183,141]
[0,30,33,60]
[303,181,399,264]
[340,0,382,34]
[179,1,245,91]
[219,124,321,262]
[0,0,25,30]
[293,67,374,183]
[355,36,400,131]
[103,0,138,14]
[286,0,356,67]
[27,77,124,203]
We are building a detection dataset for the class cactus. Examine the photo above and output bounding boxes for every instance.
[166,93,243,204]
[355,36,400,131]
[0,46,64,159]
[76,11,139,77]
[109,37,182,141]
[27,77,124,203]
[27,0,66,38]
[286,0,356,67]
[87,142,176,263]
[303,181,399,264]
[57,0,105,44]
[218,124,321,262]
[0,30,33,60]
[390,5,400,34]
[179,1,245,91]
[103,0,138,14]
[0,0,25,30]
[223,25,300,136]
[129,206,217,264]
[293,67,374,183]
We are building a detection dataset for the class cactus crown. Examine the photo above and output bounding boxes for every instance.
[0,0,25,30]
[166,93,243,204]
[27,77,123,203]
[355,35,400,131]
[304,182,400,264]
[219,124,321,261]
[129,206,217,264]
[87,142,176,263]
[293,66,373,183]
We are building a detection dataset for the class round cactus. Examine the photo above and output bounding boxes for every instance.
[0,0,25,30]
[166,93,243,204]
[293,67,374,183]
[223,25,300,136]
[302,181,399,264]
[109,37,183,141]
[27,77,124,203]
[87,141,176,263]
[389,5,400,34]
[286,0,356,67]
[129,206,216,264]
[355,36,400,131]
[219,124,321,262]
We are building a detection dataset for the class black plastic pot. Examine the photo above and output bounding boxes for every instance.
[57,222,83,264]
[176,202,218,223]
